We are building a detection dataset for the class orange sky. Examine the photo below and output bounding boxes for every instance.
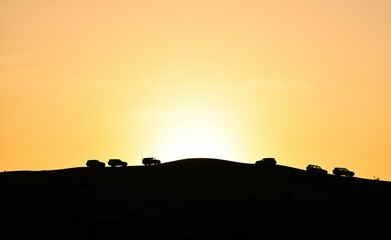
[1,0,390,180]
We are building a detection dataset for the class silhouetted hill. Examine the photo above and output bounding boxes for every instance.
[1,158,390,240]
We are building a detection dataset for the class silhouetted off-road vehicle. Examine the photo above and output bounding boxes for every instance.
[306,164,327,174]
[255,158,277,166]
[108,159,127,167]
[142,157,161,166]
[333,167,354,177]
[86,160,105,168]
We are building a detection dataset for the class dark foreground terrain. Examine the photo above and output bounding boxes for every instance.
[1,158,390,240]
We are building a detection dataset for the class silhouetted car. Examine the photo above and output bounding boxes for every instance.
[108,159,127,167]
[333,167,354,177]
[255,158,277,166]
[306,164,327,174]
[86,159,105,168]
[142,157,161,166]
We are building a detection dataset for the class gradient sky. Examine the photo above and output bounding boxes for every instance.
[1,0,390,180]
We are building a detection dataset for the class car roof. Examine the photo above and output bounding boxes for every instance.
[261,158,275,160]
[308,164,321,167]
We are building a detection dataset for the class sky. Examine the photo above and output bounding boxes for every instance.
[1,0,390,180]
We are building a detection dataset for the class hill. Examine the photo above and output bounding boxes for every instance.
[1,158,390,240]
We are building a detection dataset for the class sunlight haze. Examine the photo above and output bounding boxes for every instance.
[1,0,390,180]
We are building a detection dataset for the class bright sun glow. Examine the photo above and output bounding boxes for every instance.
[136,73,242,163]
[154,107,239,162]
[160,120,233,161]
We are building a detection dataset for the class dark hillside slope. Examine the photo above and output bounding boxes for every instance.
[0,158,390,240]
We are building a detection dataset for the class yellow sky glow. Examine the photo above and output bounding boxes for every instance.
[1,0,391,180]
